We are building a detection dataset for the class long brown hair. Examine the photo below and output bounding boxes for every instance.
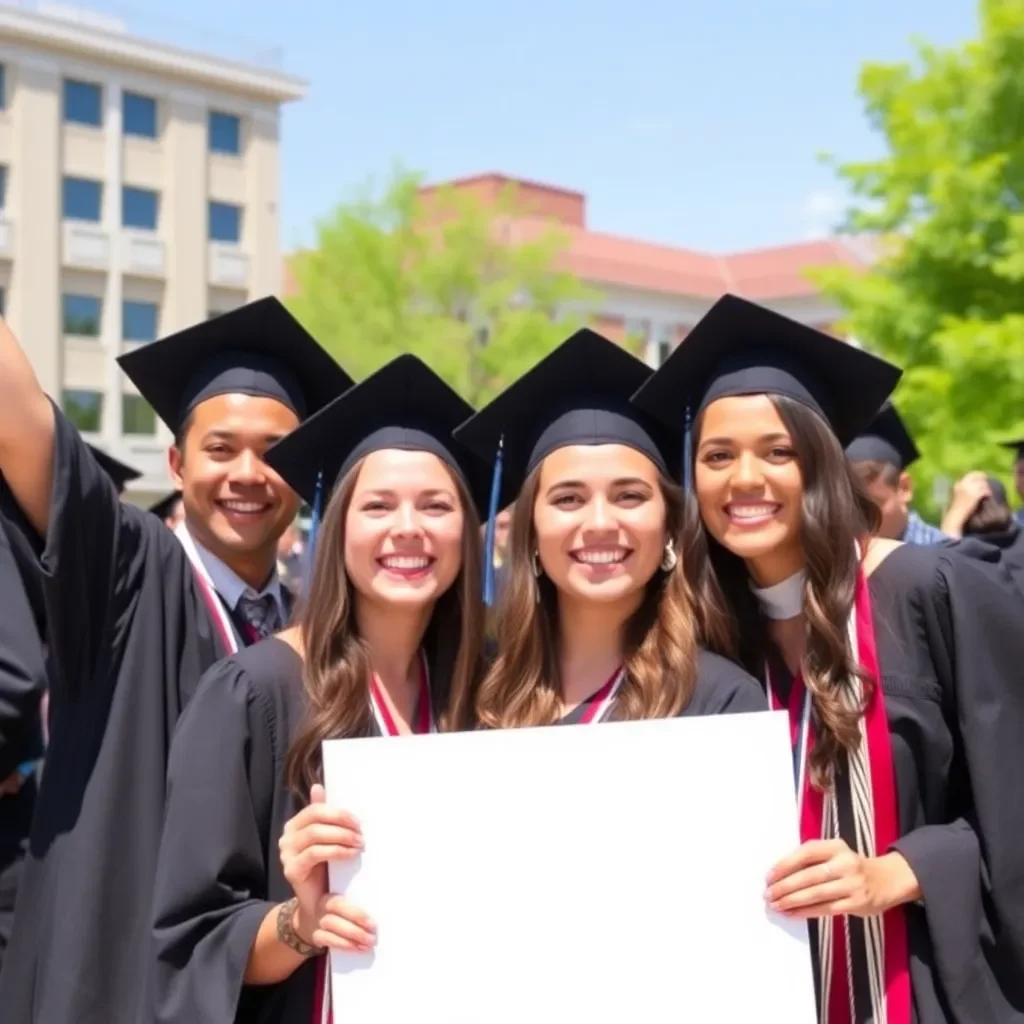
[693,394,881,787]
[286,456,485,796]
[475,461,714,727]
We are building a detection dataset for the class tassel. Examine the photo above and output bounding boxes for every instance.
[482,436,505,607]
[682,405,693,491]
[305,468,324,575]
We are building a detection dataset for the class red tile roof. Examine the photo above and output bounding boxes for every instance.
[283,174,872,303]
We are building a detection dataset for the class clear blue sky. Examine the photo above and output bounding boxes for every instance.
[119,0,978,253]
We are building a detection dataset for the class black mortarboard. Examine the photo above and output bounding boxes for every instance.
[1000,439,1024,461]
[631,295,903,484]
[262,354,491,552]
[845,402,919,470]
[87,444,142,492]
[117,297,354,434]
[148,490,182,520]
[452,328,675,512]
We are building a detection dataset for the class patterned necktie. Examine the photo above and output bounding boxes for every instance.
[236,593,278,639]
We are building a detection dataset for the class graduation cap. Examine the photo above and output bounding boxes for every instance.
[452,328,676,604]
[148,490,182,520]
[986,476,1010,508]
[117,297,354,434]
[630,294,903,487]
[262,354,491,562]
[1000,439,1024,461]
[87,444,142,493]
[844,402,919,470]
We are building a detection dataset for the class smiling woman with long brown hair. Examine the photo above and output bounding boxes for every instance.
[633,295,1024,1024]
[150,355,489,1024]
[454,329,766,729]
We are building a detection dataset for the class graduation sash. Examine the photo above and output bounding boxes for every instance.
[314,653,434,1024]
[174,523,259,652]
[765,564,910,1024]
[577,667,626,724]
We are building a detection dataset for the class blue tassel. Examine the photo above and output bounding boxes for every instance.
[482,436,505,607]
[305,468,324,575]
[682,405,693,491]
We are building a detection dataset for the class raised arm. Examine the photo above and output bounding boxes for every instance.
[0,318,56,537]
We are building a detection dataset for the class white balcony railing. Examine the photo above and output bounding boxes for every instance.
[63,221,110,269]
[123,230,165,277]
[208,242,248,288]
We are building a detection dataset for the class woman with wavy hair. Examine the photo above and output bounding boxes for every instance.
[633,294,1024,1024]
[453,329,766,730]
[150,355,489,1024]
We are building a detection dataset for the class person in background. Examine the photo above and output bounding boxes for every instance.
[845,402,947,544]
[998,439,1024,525]
[0,513,46,974]
[941,471,1024,600]
[149,490,185,530]
[488,506,512,606]
[276,521,305,599]
[0,299,353,1024]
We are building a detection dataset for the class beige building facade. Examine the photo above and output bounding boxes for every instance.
[0,3,305,498]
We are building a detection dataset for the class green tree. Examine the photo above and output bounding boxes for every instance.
[811,0,1024,517]
[286,168,598,406]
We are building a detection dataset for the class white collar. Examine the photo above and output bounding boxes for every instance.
[749,569,806,620]
[174,522,286,622]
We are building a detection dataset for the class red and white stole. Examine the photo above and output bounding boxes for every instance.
[312,654,434,1024]
[174,522,258,653]
[765,565,910,1024]
[575,667,626,724]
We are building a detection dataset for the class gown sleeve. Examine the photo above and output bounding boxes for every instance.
[0,522,45,780]
[688,650,770,715]
[35,406,146,705]
[893,553,1024,1004]
[151,657,279,1024]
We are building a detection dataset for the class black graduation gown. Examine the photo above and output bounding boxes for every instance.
[0,409,257,1024]
[0,514,47,968]
[961,524,1024,603]
[152,637,330,1024]
[769,543,1024,1023]
[556,647,768,723]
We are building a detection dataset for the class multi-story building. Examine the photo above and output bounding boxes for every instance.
[414,173,876,363]
[0,2,304,501]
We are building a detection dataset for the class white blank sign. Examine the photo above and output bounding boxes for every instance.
[323,710,817,1023]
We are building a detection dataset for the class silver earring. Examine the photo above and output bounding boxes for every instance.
[531,551,542,577]
[660,539,677,572]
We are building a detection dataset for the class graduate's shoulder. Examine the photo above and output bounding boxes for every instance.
[871,538,1018,613]
[209,635,305,710]
[685,648,768,716]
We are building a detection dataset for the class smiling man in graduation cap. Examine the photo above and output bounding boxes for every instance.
[0,299,353,1024]
[845,402,948,545]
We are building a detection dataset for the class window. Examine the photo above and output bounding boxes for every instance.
[0,288,6,318]
[123,92,157,138]
[63,177,102,222]
[63,79,102,127]
[123,301,158,343]
[0,166,7,210]
[62,390,103,432]
[63,294,102,336]
[0,65,7,111]
[208,201,241,243]
[122,186,158,230]
[122,394,156,435]
[208,110,241,154]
